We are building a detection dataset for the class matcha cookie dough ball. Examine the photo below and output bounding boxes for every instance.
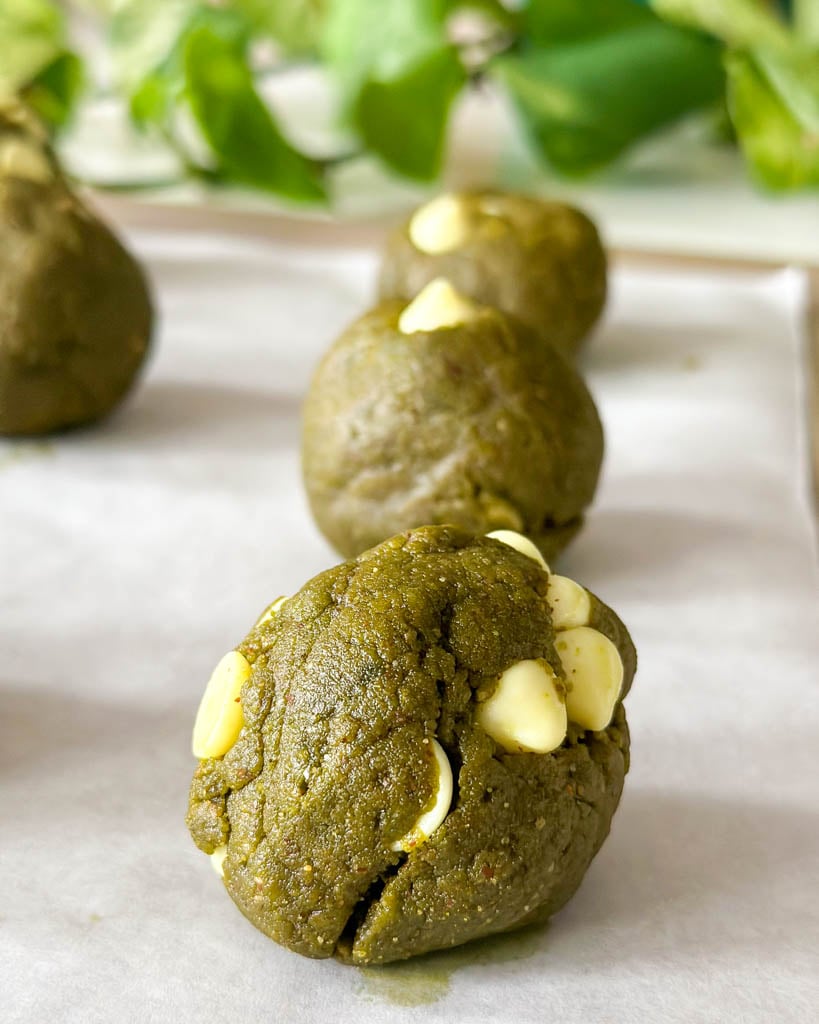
[0,100,153,436]
[302,280,604,562]
[186,526,636,964]
[378,191,607,357]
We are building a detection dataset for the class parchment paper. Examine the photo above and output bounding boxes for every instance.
[2,229,817,1023]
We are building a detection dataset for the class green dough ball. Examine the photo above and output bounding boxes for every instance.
[0,101,153,436]
[379,191,607,358]
[302,297,603,562]
[186,527,635,964]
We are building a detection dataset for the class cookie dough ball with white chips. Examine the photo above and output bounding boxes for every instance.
[186,526,636,964]
[301,280,604,562]
[379,191,607,358]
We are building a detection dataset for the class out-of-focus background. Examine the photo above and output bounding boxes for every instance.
[3,6,819,1024]
[6,0,817,481]
[2,1,818,259]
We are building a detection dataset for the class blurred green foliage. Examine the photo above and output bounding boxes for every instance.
[184,20,326,198]
[0,0,816,198]
[0,0,66,92]
[0,0,84,125]
[496,0,725,174]
[727,46,819,188]
[322,0,464,178]
[654,0,819,188]
[234,0,328,54]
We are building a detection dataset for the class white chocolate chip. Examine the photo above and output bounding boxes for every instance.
[408,194,469,253]
[0,139,53,183]
[547,575,591,630]
[192,651,252,759]
[390,738,453,852]
[397,278,478,334]
[486,530,549,571]
[210,845,228,877]
[255,595,287,628]
[477,659,567,754]
[556,627,624,732]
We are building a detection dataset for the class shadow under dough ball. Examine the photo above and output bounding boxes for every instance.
[302,282,604,562]
[186,525,636,964]
[378,191,607,358]
[0,101,153,436]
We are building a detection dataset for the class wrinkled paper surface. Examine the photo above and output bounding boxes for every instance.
[2,230,817,1023]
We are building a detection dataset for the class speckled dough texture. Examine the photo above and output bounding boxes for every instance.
[186,526,636,964]
[0,102,153,436]
[378,192,607,357]
[302,301,603,561]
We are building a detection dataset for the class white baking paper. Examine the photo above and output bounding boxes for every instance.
[2,229,817,1024]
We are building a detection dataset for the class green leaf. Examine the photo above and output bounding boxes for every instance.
[726,46,819,189]
[649,0,790,49]
[0,0,66,93]
[21,50,84,128]
[523,0,653,45]
[115,3,325,200]
[121,3,248,130]
[496,21,724,174]
[754,45,819,132]
[321,0,462,179]
[321,0,451,111]
[109,0,198,92]
[129,69,181,129]
[355,44,465,180]
[183,24,326,201]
